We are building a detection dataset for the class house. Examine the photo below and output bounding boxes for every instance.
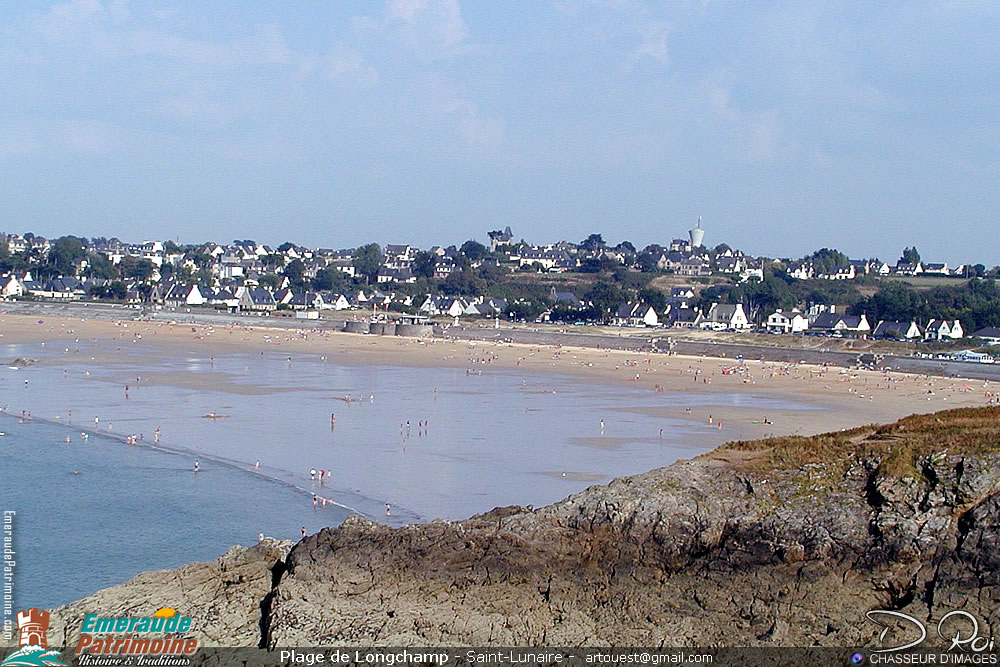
[376,268,416,284]
[894,262,923,276]
[488,226,514,252]
[924,319,964,341]
[677,257,711,276]
[818,265,856,280]
[971,327,1000,345]
[704,303,751,330]
[239,287,276,312]
[922,263,949,276]
[666,307,704,328]
[164,284,206,307]
[716,257,745,274]
[0,275,24,298]
[321,293,351,310]
[550,287,583,308]
[786,262,814,280]
[613,302,659,327]
[872,320,923,340]
[811,313,872,336]
[766,310,810,334]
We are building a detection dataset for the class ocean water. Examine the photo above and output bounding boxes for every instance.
[0,416,344,611]
[0,334,820,608]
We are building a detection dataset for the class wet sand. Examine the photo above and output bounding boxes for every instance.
[0,312,991,445]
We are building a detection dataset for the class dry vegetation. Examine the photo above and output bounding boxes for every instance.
[715,406,1000,479]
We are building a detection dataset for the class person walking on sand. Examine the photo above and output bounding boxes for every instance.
[301,527,306,539]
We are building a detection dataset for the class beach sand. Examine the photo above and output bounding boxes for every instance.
[0,312,992,447]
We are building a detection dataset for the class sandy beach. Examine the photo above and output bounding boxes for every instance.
[1,311,992,446]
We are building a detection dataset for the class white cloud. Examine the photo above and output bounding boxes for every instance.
[328,44,379,86]
[630,23,669,62]
[386,0,469,53]
[446,98,504,147]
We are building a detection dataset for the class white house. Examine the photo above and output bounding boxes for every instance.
[924,319,964,341]
[704,303,751,330]
[766,310,809,334]
[613,302,659,327]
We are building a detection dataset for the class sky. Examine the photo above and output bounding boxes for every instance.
[1,1,997,265]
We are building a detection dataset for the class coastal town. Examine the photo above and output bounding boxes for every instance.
[3,223,1000,360]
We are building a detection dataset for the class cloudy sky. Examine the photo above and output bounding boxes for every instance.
[1,1,997,263]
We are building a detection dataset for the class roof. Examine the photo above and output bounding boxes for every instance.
[973,327,1000,338]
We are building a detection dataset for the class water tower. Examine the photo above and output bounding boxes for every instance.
[688,217,705,248]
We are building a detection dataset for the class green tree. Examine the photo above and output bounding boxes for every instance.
[283,259,306,287]
[637,287,667,312]
[459,240,489,262]
[49,236,87,276]
[901,247,921,265]
[412,251,437,279]
[352,243,382,285]
[580,234,604,252]
[277,242,296,253]
[441,268,484,296]
[585,282,627,320]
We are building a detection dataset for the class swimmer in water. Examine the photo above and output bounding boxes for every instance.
[193,460,200,472]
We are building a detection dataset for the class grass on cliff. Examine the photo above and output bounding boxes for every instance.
[715,406,1000,478]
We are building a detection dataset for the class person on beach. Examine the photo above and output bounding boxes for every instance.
[193,460,200,472]
[255,460,260,471]
[258,532,264,543]
[312,494,318,508]
[310,468,316,480]
[385,503,391,516]
[301,527,306,539]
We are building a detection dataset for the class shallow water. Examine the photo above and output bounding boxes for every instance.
[0,335,820,608]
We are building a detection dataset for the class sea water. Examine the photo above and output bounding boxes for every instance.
[0,335,819,608]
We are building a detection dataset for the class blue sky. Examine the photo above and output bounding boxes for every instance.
[1,1,997,264]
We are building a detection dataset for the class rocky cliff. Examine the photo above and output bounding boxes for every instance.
[46,406,1000,647]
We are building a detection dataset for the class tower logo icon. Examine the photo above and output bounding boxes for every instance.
[17,609,49,649]
[1,608,64,666]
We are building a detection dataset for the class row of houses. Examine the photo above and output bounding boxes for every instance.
[766,310,968,341]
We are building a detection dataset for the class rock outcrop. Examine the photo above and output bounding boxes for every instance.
[46,407,1000,647]
[46,539,292,647]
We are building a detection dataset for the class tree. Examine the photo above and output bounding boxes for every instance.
[312,268,347,292]
[259,274,281,290]
[972,264,987,278]
[163,240,183,254]
[121,256,156,281]
[637,287,667,312]
[459,240,489,262]
[352,244,382,285]
[615,241,636,255]
[441,268,484,296]
[49,236,86,276]
[508,299,546,321]
[585,282,627,320]
[412,251,437,279]
[635,252,660,273]
[277,242,296,253]
[901,247,921,265]
[581,234,604,252]
[283,259,306,287]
